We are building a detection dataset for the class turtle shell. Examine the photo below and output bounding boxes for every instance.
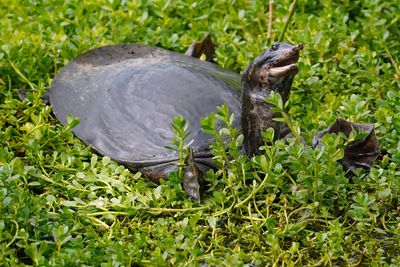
[49,44,242,167]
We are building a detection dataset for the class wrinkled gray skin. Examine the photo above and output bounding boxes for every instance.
[241,42,303,156]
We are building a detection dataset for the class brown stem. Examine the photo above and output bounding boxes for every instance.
[267,0,274,40]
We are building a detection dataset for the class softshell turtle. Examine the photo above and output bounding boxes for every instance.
[49,41,302,200]
[48,40,379,201]
[49,43,243,183]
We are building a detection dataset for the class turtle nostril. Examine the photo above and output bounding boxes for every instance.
[293,44,304,52]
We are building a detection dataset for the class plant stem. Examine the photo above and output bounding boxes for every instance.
[147,206,209,213]
[279,0,297,42]
[9,61,35,90]
[235,173,269,208]
[313,153,319,203]
[282,113,302,143]
[267,0,274,41]
[6,220,18,248]
[178,132,184,178]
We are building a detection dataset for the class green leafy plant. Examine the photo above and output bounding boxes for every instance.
[165,115,193,179]
[0,0,399,265]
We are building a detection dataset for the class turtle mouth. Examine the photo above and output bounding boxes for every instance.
[268,44,303,78]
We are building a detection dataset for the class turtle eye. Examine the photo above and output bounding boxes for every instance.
[270,44,279,51]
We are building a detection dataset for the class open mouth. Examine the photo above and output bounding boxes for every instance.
[268,44,303,78]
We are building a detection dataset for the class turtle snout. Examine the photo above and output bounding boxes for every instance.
[282,44,303,60]
[293,44,303,53]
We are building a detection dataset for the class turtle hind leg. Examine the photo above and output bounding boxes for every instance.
[138,162,180,183]
[185,34,216,63]
[312,118,380,174]
[16,88,50,105]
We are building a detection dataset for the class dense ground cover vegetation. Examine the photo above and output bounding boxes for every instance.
[1,0,399,265]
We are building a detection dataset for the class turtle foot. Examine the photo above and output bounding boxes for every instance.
[312,118,380,174]
[16,88,50,105]
[183,148,204,202]
[185,34,216,63]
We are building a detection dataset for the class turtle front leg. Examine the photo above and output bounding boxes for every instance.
[183,148,204,203]
[138,148,205,202]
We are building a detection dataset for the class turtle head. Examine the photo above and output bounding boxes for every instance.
[242,42,303,102]
[241,42,303,156]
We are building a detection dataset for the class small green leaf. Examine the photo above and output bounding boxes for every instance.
[2,196,11,207]
[66,114,80,129]
[90,154,98,168]
[61,200,78,207]
[207,216,217,229]
[260,155,269,172]
[102,156,111,166]
[76,172,85,179]
[235,134,244,147]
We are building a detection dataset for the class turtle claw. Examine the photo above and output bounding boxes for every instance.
[185,34,216,63]
[183,175,202,203]
[183,148,204,202]
[312,118,380,173]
